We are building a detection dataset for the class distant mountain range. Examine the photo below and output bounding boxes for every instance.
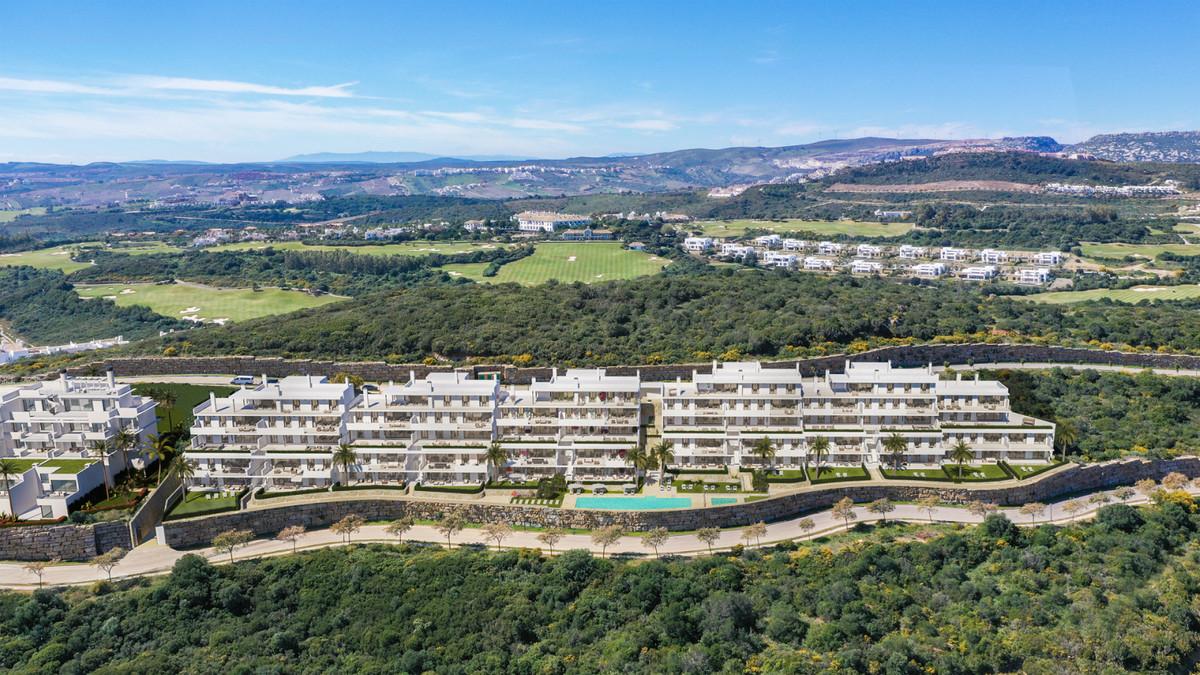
[280,151,534,163]
[1070,131,1200,163]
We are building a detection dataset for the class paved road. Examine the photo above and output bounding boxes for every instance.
[0,485,1175,590]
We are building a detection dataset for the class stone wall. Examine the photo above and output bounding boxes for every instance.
[160,457,1200,549]
[0,520,134,562]
[49,343,1200,386]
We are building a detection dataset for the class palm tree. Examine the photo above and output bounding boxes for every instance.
[750,437,776,472]
[882,433,908,471]
[113,426,138,486]
[1054,419,1077,462]
[625,445,649,478]
[0,458,22,519]
[167,454,196,502]
[808,436,830,481]
[484,442,509,483]
[948,439,974,480]
[145,434,175,485]
[144,387,178,430]
[333,444,357,485]
[89,439,112,500]
[650,441,674,482]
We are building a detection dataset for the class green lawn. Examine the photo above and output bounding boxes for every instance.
[691,219,912,238]
[1024,285,1200,304]
[210,240,505,257]
[1005,462,1063,479]
[810,466,871,483]
[75,282,344,323]
[1079,242,1200,260]
[132,383,237,433]
[1,459,43,474]
[37,459,96,474]
[0,245,95,273]
[676,480,745,494]
[442,242,668,285]
[165,491,240,519]
[0,207,47,222]
[942,463,1011,481]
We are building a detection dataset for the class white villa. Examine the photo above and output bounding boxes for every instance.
[940,247,971,262]
[979,249,1009,264]
[897,245,927,259]
[0,370,158,519]
[961,265,998,281]
[754,234,782,248]
[762,251,798,268]
[1015,267,1053,285]
[683,236,714,253]
[849,260,884,274]
[856,243,884,258]
[1034,251,1064,266]
[781,238,807,252]
[817,241,843,255]
[804,257,835,271]
[912,262,947,278]
[512,211,590,233]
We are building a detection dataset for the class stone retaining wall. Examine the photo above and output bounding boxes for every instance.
[0,519,133,562]
[160,456,1200,549]
[50,343,1200,385]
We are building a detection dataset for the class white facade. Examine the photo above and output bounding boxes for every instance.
[961,265,998,281]
[978,249,1008,264]
[856,243,883,258]
[1034,251,1064,266]
[0,370,157,518]
[781,238,807,251]
[849,260,884,274]
[754,234,782,248]
[762,251,798,268]
[912,262,947,278]
[897,245,927,259]
[804,256,835,270]
[1016,267,1052,285]
[512,211,590,233]
[817,241,843,255]
[940,247,970,261]
[683,236,714,253]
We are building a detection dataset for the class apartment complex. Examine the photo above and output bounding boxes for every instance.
[0,370,157,518]
[511,211,591,233]
[660,361,1053,470]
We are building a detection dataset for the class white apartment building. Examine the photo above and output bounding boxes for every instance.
[762,252,798,268]
[912,262,947,278]
[804,256,835,271]
[817,241,843,255]
[511,211,590,233]
[961,265,998,281]
[940,247,970,262]
[856,243,883,258]
[781,238,807,252]
[720,242,754,258]
[0,370,158,518]
[849,260,884,274]
[683,236,714,253]
[979,249,1009,264]
[754,234,782,248]
[1034,251,1064,266]
[497,369,640,484]
[1015,268,1052,285]
[898,245,927,259]
[188,375,357,491]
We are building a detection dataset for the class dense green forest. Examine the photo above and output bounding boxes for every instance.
[126,267,1200,364]
[986,368,1200,460]
[825,151,1200,186]
[0,268,186,343]
[897,203,1156,248]
[2,503,1199,673]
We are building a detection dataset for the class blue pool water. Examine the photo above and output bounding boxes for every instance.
[710,497,737,506]
[576,496,693,510]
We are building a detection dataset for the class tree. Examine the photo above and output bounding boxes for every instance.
[1054,419,1078,462]
[212,530,253,563]
[484,442,510,483]
[1019,502,1046,524]
[882,433,908,471]
[1162,472,1189,491]
[696,527,721,554]
[0,458,22,519]
[642,527,669,558]
[592,524,623,557]
[948,439,974,480]
[808,436,830,481]
[333,444,357,485]
[167,454,196,502]
[483,522,512,551]
[1135,478,1160,499]
[23,559,54,588]
[332,514,365,544]
[330,371,365,389]
[751,437,776,471]
[967,500,997,519]
[917,494,941,522]
[867,498,895,523]
[277,525,306,553]
[743,521,768,547]
[537,527,565,555]
[832,497,857,530]
[650,441,674,480]
[1114,486,1136,502]
[1088,493,1112,507]
[385,516,415,544]
[89,439,112,500]
[144,387,177,429]
[625,445,649,477]
[92,547,125,581]
[144,434,175,485]
[437,511,466,548]
[797,517,816,538]
[113,426,139,486]
[1062,500,1085,521]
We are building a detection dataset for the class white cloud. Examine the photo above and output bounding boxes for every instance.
[0,76,113,95]
[118,75,357,98]
[617,119,678,132]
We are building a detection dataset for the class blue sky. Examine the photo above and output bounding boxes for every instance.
[1,1,1197,163]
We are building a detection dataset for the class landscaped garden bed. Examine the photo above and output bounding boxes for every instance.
[881,463,1012,482]
[165,489,246,520]
[809,466,871,484]
[414,483,484,494]
[676,480,745,494]
[1002,461,1065,480]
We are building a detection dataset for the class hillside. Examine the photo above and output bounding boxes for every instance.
[1072,131,1200,163]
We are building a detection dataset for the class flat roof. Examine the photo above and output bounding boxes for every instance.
[695,361,803,384]
[532,368,640,392]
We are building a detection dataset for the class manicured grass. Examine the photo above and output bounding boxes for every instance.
[165,491,240,519]
[511,495,564,507]
[1079,242,1200,260]
[809,466,871,484]
[0,245,95,273]
[942,463,1011,481]
[37,459,95,474]
[0,207,46,222]
[0,459,43,474]
[443,242,668,285]
[692,219,912,238]
[74,282,344,323]
[880,467,951,481]
[1005,462,1064,479]
[132,383,237,433]
[210,240,505,257]
[676,480,744,494]
[1023,285,1200,304]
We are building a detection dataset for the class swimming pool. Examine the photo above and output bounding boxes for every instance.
[710,497,738,506]
[575,495,693,510]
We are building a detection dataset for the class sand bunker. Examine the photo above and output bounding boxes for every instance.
[567,256,577,262]
[181,306,201,313]
[1131,287,1168,292]
[119,288,136,295]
